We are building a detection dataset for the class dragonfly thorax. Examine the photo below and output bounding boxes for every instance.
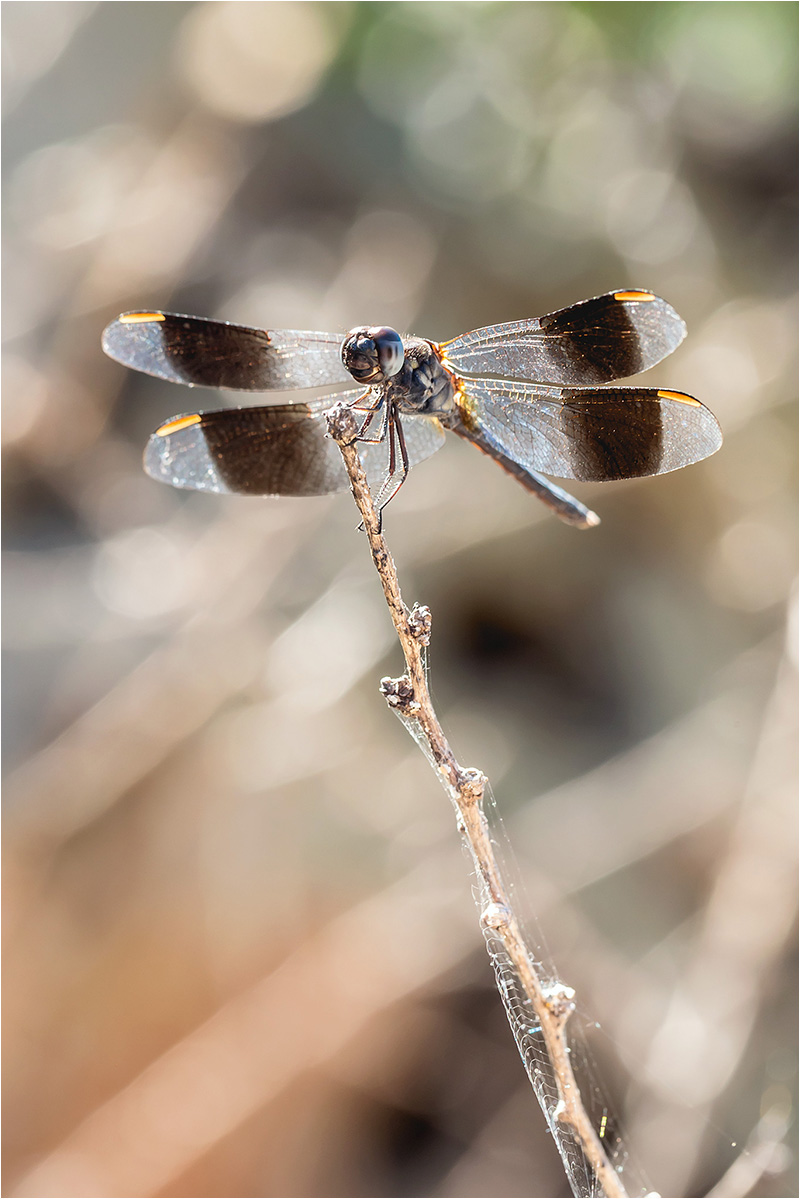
[380,337,456,416]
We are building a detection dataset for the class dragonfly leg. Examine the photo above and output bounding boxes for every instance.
[374,411,411,519]
[395,411,410,481]
[357,396,391,444]
[354,403,395,532]
[368,408,397,529]
[347,389,387,442]
[349,388,379,414]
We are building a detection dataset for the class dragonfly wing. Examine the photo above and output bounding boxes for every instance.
[455,379,722,482]
[144,392,446,497]
[103,312,351,391]
[441,291,686,385]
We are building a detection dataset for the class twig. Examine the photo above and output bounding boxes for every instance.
[326,403,626,1199]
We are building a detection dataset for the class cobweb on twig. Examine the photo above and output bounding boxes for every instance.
[393,705,648,1198]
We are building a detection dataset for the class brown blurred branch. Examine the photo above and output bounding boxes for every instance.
[326,402,625,1199]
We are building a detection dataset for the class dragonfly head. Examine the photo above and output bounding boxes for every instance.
[342,326,405,385]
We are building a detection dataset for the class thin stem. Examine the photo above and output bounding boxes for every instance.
[326,403,626,1199]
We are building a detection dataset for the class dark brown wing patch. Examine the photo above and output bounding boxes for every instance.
[538,292,655,383]
[144,394,447,498]
[441,290,686,385]
[450,378,721,482]
[103,313,350,391]
[559,391,664,480]
[145,404,350,496]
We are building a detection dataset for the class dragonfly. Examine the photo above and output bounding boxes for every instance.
[102,289,722,528]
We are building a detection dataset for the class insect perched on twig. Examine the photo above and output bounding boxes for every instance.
[102,289,721,527]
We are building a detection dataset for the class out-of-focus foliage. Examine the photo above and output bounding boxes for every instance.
[3,4,796,1197]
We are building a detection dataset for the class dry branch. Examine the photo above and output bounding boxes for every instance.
[326,402,626,1199]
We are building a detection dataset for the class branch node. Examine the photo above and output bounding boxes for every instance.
[325,402,358,445]
[459,767,486,805]
[543,981,577,1026]
[379,674,419,715]
[481,902,513,931]
[408,603,432,644]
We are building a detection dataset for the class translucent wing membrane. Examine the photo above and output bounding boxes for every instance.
[144,391,446,497]
[456,379,722,482]
[102,313,351,391]
[441,290,686,385]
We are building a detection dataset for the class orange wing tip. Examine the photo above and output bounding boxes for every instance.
[657,389,701,406]
[119,312,167,324]
[614,290,656,302]
[155,414,202,436]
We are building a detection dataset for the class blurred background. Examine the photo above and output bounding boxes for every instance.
[3,3,797,1196]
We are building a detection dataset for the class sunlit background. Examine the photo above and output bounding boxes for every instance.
[3,3,797,1196]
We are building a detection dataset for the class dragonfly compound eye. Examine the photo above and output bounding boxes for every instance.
[342,326,404,384]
